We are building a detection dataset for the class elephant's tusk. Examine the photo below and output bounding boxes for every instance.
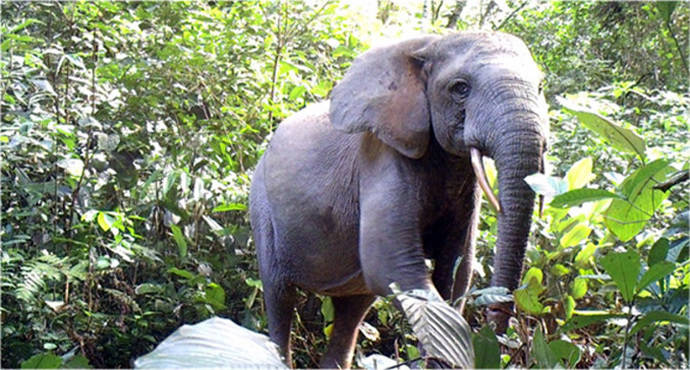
[470,147,502,214]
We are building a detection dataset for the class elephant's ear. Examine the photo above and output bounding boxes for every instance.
[329,36,439,159]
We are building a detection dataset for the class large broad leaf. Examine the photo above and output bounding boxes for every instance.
[636,261,676,294]
[551,188,621,208]
[560,222,592,248]
[471,286,513,306]
[561,312,628,332]
[559,97,645,159]
[599,250,641,303]
[549,340,581,368]
[396,288,474,368]
[566,157,595,190]
[134,317,286,368]
[605,160,673,241]
[472,325,500,369]
[629,310,690,335]
[524,173,568,197]
[531,327,558,368]
[21,353,63,369]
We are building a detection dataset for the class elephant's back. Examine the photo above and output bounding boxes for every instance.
[259,102,366,295]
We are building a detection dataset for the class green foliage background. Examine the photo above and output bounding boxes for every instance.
[1,1,688,368]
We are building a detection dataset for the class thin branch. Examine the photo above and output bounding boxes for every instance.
[654,170,689,192]
[494,1,528,31]
[666,18,689,74]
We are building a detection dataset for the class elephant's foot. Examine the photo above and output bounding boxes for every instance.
[485,301,513,334]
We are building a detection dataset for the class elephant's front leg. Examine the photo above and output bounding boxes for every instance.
[358,177,437,297]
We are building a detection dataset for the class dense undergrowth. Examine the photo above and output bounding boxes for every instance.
[2,1,688,368]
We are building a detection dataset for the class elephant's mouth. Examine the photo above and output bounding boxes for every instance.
[470,147,502,214]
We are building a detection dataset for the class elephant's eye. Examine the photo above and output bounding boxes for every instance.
[449,79,471,101]
[538,80,545,94]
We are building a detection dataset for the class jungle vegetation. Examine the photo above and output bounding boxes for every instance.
[2,1,688,368]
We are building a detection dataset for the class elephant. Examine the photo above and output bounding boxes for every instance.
[249,31,548,368]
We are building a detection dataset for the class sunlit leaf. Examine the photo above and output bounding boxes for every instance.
[550,188,621,208]
[605,160,672,241]
[571,277,587,299]
[212,203,247,212]
[559,97,645,159]
[566,157,595,190]
[560,223,591,248]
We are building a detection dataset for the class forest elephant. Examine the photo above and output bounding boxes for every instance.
[249,31,548,368]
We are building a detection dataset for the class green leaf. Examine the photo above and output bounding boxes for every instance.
[629,310,689,335]
[532,327,558,368]
[515,270,546,315]
[561,312,627,332]
[575,242,598,266]
[637,261,676,294]
[472,326,500,369]
[648,238,670,266]
[560,223,591,248]
[21,353,63,369]
[320,296,334,323]
[63,355,91,369]
[559,98,645,159]
[97,212,115,232]
[566,157,595,190]
[170,225,188,258]
[212,203,247,212]
[571,277,587,299]
[550,188,620,208]
[204,283,226,310]
[620,159,670,199]
[288,85,307,101]
[564,295,575,320]
[605,160,672,241]
[168,267,194,280]
[549,340,581,368]
[599,250,641,302]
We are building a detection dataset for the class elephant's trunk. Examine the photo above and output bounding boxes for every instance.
[480,109,545,332]
[490,129,542,290]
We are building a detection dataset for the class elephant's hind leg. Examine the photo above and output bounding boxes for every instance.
[320,294,376,369]
[264,281,297,366]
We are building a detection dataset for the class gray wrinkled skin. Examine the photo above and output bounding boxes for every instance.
[249,31,548,368]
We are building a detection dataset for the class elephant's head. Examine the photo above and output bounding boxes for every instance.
[330,32,548,331]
